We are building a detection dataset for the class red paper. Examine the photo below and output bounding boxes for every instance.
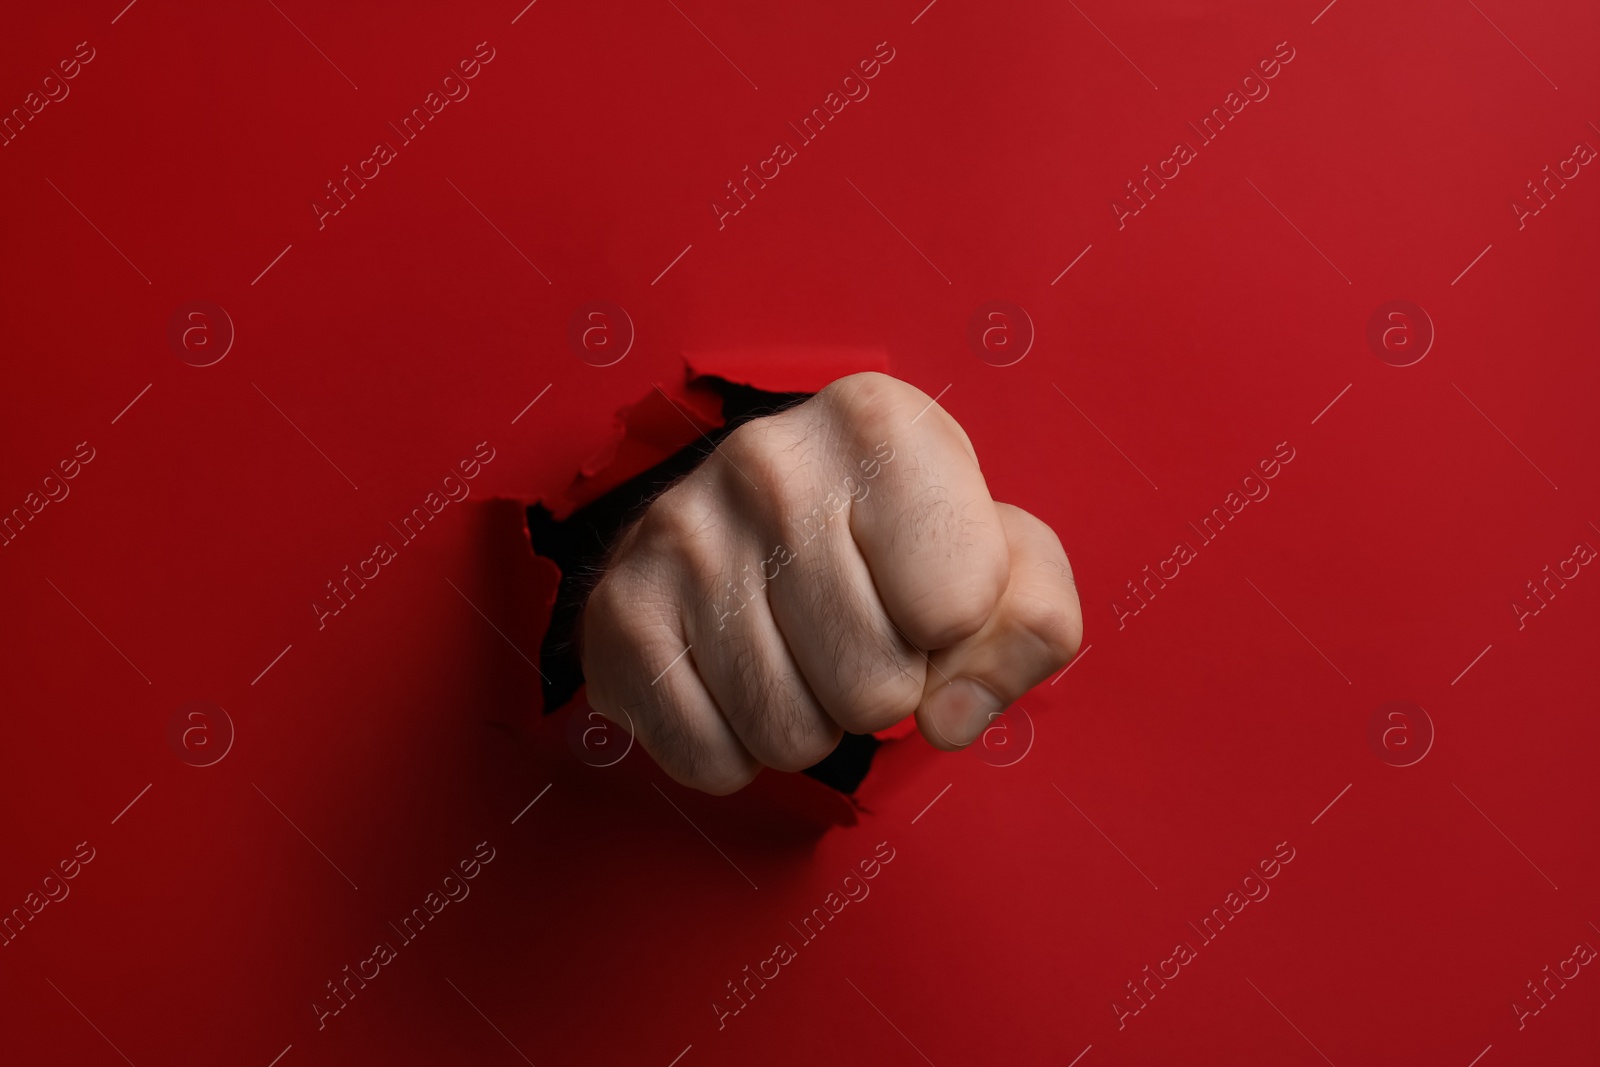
[2,1,1596,1064]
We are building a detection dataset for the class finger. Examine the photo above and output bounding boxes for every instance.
[580,544,760,796]
[765,514,928,735]
[817,373,1010,650]
[685,549,842,773]
[706,402,928,737]
[916,503,1083,750]
[634,646,762,794]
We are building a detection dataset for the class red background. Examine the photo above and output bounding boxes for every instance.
[2,0,1597,1063]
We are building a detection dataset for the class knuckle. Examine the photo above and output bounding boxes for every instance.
[582,564,675,661]
[820,373,977,484]
[710,636,836,772]
[717,418,769,462]
[822,613,925,731]
[789,731,843,773]
[633,483,718,552]
[1011,589,1084,667]
[821,371,919,429]
[911,566,1005,647]
[764,681,839,769]
[834,666,922,733]
[583,575,763,795]
[644,694,754,796]
[820,371,972,463]
[718,418,802,501]
[757,716,839,773]
[777,555,926,730]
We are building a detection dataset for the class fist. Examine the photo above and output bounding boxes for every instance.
[579,372,1082,793]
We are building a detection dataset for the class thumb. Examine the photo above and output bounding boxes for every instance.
[915,503,1083,750]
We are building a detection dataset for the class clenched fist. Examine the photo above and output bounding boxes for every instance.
[579,372,1082,794]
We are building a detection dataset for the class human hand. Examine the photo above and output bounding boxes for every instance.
[579,372,1082,793]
